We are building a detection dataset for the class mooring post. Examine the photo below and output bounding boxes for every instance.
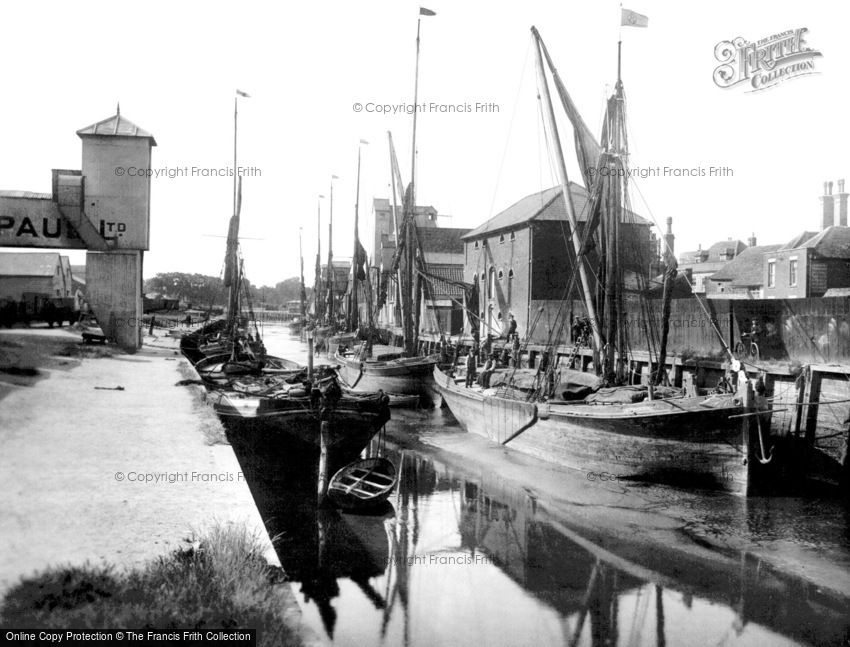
[739,373,755,495]
[307,328,314,382]
[317,419,330,505]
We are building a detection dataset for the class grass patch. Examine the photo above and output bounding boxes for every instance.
[0,524,298,647]
[177,360,228,446]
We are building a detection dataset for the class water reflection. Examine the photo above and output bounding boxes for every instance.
[244,327,850,646]
[228,438,848,646]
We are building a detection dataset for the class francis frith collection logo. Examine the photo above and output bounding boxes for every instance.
[713,28,822,91]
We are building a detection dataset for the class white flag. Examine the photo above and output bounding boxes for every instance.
[621,8,648,28]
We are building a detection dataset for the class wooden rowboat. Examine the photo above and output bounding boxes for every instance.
[386,392,421,408]
[327,457,397,510]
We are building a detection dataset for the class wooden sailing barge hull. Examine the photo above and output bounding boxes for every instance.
[335,352,441,405]
[434,366,761,495]
[210,390,391,462]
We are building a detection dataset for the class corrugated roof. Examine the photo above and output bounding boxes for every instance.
[77,111,157,145]
[0,252,61,276]
[462,184,648,240]
[709,244,782,286]
[417,227,470,254]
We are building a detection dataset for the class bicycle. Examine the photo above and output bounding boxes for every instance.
[734,333,760,362]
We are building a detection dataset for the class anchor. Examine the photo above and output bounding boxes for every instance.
[755,411,774,464]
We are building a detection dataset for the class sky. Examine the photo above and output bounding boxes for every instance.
[0,0,846,286]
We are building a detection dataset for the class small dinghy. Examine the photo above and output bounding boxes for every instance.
[328,457,397,511]
[386,392,421,408]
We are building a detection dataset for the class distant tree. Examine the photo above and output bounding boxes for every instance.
[144,272,313,311]
[144,273,225,309]
[251,277,312,309]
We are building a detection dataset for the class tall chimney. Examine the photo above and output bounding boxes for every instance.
[838,178,848,227]
[821,180,835,230]
[748,232,757,247]
[663,216,675,263]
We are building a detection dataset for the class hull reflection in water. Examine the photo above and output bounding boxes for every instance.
[228,432,393,639]
[234,434,850,646]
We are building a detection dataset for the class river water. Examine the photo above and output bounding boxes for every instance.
[243,325,850,647]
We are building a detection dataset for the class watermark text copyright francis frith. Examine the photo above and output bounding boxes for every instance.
[113,166,262,179]
[114,471,245,484]
[352,100,500,115]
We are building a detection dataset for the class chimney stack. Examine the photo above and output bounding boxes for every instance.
[663,216,675,263]
[748,232,757,247]
[821,180,835,230]
[838,178,848,227]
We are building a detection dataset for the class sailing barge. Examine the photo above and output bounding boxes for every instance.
[180,102,391,465]
[435,28,777,495]
[332,132,440,405]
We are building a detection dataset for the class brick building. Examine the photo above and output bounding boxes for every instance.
[763,227,850,299]
[707,180,850,299]
[707,244,782,299]
[462,184,654,343]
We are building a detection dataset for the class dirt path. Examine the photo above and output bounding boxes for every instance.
[0,329,274,593]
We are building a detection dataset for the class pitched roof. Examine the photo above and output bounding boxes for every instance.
[794,226,850,258]
[781,231,818,250]
[422,264,466,298]
[77,111,157,145]
[709,244,782,286]
[462,184,649,240]
[680,239,747,265]
[0,252,61,276]
[417,227,470,254]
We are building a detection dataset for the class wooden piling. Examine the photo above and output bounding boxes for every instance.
[317,420,330,505]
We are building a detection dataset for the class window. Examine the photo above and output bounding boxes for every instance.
[767,261,776,288]
[474,240,479,249]
[510,231,516,241]
[498,269,504,280]
[789,259,798,287]
[499,233,505,244]
[480,272,485,281]
[508,268,514,279]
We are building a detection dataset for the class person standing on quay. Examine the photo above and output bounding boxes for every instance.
[465,351,477,388]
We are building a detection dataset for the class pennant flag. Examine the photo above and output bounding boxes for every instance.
[236,89,250,97]
[419,7,436,16]
[621,8,648,27]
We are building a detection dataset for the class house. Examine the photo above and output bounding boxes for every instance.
[707,244,782,299]
[763,227,850,298]
[462,184,654,344]
[0,252,74,301]
[678,238,748,293]
[706,180,850,299]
